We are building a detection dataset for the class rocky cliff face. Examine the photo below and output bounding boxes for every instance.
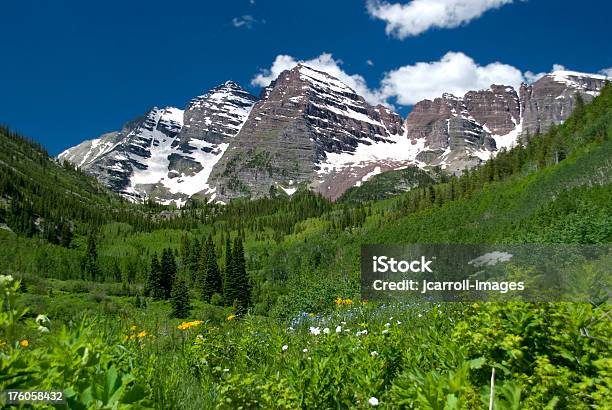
[58,82,257,205]
[406,91,498,174]
[520,70,608,136]
[206,64,419,201]
[59,66,608,204]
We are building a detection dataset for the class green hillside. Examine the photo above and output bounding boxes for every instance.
[339,166,439,203]
[1,84,611,408]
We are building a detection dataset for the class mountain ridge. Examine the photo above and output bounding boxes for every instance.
[58,66,609,205]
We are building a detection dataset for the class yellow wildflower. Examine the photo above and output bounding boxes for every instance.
[19,339,29,348]
[308,313,316,318]
[343,298,353,305]
[226,314,236,321]
[177,320,204,330]
[335,297,343,305]
[130,325,137,331]
[137,331,147,338]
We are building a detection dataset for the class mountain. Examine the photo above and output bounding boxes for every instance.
[59,82,257,206]
[207,64,414,202]
[59,66,608,205]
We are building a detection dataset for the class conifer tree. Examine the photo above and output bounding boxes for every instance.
[232,237,251,313]
[201,236,222,302]
[82,231,100,281]
[147,254,164,300]
[170,277,191,318]
[222,236,236,306]
[160,248,177,299]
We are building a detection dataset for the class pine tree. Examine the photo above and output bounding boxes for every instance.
[82,230,100,281]
[201,236,222,302]
[160,248,177,299]
[222,237,236,306]
[170,278,191,318]
[146,254,164,300]
[232,238,251,313]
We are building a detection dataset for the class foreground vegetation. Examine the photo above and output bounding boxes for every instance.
[1,85,611,408]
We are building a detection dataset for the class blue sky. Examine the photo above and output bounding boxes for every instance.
[2,0,611,155]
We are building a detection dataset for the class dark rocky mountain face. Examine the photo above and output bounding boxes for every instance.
[406,92,497,174]
[59,66,608,205]
[520,71,608,136]
[58,83,258,205]
[207,64,409,201]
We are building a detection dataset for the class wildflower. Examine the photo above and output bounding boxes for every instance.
[137,331,147,338]
[418,313,423,318]
[130,325,137,331]
[368,397,379,406]
[303,348,308,353]
[37,326,50,333]
[19,339,29,348]
[223,368,230,372]
[226,314,236,321]
[35,314,50,325]
[356,329,368,336]
[177,320,204,330]
[308,313,316,318]
[309,326,321,336]
[341,321,346,325]
[323,327,330,335]
[335,297,343,305]
[335,325,342,333]
[344,298,353,305]
[0,275,14,286]
[382,329,389,335]
[396,320,402,325]
[282,345,289,351]
[385,322,391,327]
[370,351,379,357]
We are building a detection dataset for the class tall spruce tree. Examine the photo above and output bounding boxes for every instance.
[82,231,100,281]
[232,238,251,313]
[160,248,177,299]
[201,236,222,302]
[170,277,191,318]
[147,254,164,300]
[222,237,236,306]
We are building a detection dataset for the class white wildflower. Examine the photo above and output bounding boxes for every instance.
[282,345,288,351]
[370,351,379,357]
[309,326,321,336]
[335,325,342,333]
[0,275,14,286]
[382,329,389,334]
[35,314,50,325]
[369,396,379,406]
[303,348,308,353]
[323,327,330,334]
[385,322,391,327]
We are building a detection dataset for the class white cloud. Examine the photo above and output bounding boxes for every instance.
[232,15,260,29]
[367,59,375,66]
[251,52,606,109]
[599,67,612,77]
[367,0,515,38]
[379,51,524,105]
[251,53,385,105]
